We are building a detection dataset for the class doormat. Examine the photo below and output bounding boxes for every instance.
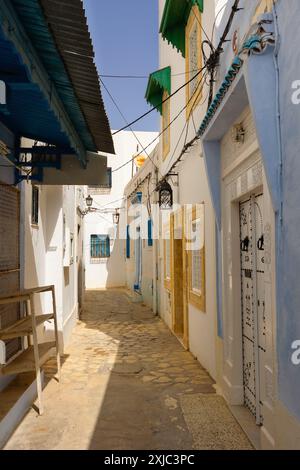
[180,394,253,450]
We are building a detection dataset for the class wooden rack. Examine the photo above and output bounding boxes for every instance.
[0,285,61,415]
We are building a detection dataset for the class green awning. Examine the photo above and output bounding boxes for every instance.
[159,0,204,57]
[145,67,171,115]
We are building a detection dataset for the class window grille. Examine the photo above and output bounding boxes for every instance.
[31,186,39,226]
[90,235,110,261]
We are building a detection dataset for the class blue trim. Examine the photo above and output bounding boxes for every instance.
[90,234,110,259]
[0,0,87,163]
[126,225,130,259]
[198,35,271,138]
[148,219,153,247]
[131,191,142,205]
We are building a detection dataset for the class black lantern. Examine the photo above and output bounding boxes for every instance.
[113,209,120,225]
[158,180,173,209]
[86,195,93,208]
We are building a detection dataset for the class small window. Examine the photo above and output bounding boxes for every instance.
[185,5,202,117]
[191,221,202,294]
[31,186,39,226]
[187,205,206,312]
[164,229,171,290]
[162,90,170,160]
[90,234,110,262]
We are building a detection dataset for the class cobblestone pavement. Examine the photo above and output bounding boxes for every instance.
[4,289,251,450]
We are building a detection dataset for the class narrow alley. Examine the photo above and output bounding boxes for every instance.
[4,290,251,451]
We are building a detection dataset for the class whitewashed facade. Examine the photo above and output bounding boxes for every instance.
[84,131,158,290]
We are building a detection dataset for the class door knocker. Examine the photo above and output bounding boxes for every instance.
[241,236,250,252]
[257,234,264,251]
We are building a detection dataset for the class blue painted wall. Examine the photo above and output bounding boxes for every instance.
[214,0,300,420]
[276,0,300,419]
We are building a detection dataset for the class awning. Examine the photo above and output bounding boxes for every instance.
[0,0,114,171]
[159,0,204,57]
[145,67,171,115]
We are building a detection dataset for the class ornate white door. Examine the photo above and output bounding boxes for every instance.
[240,193,265,424]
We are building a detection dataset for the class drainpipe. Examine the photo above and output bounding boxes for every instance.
[272,0,283,385]
[272,1,283,223]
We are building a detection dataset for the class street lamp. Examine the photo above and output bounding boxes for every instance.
[86,195,93,208]
[113,208,120,225]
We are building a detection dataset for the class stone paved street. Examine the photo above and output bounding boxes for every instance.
[4,290,252,450]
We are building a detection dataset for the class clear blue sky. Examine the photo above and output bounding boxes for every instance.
[83,0,159,132]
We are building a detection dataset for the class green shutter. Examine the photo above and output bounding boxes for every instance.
[145,66,171,114]
[159,0,204,57]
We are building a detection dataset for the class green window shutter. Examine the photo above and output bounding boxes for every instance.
[159,0,204,57]
[145,67,171,114]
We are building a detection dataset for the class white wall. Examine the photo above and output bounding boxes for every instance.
[84,131,158,289]
[124,153,158,307]
[23,182,80,350]
[156,0,218,379]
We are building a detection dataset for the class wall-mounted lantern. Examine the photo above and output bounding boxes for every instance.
[113,208,120,225]
[232,123,245,144]
[158,180,173,210]
[86,195,93,208]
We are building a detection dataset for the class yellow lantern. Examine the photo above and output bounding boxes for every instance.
[134,154,146,168]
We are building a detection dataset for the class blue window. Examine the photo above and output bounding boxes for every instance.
[90,235,110,260]
[148,219,153,247]
[31,186,39,226]
[126,225,130,258]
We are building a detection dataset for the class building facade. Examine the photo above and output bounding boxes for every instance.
[84,131,158,290]
[125,0,219,382]
[201,0,300,449]
[124,0,300,450]
[0,0,113,446]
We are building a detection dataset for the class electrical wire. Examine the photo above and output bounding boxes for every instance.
[165,76,206,172]
[111,64,208,136]
[99,69,204,79]
[92,196,126,210]
[210,2,228,44]
[112,70,208,175]
[142,4,242,205]
[100,78,162,176]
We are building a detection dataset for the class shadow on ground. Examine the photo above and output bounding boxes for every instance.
[4,290,251,450]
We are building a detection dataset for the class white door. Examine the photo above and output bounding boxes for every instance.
[240,194,266,425]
